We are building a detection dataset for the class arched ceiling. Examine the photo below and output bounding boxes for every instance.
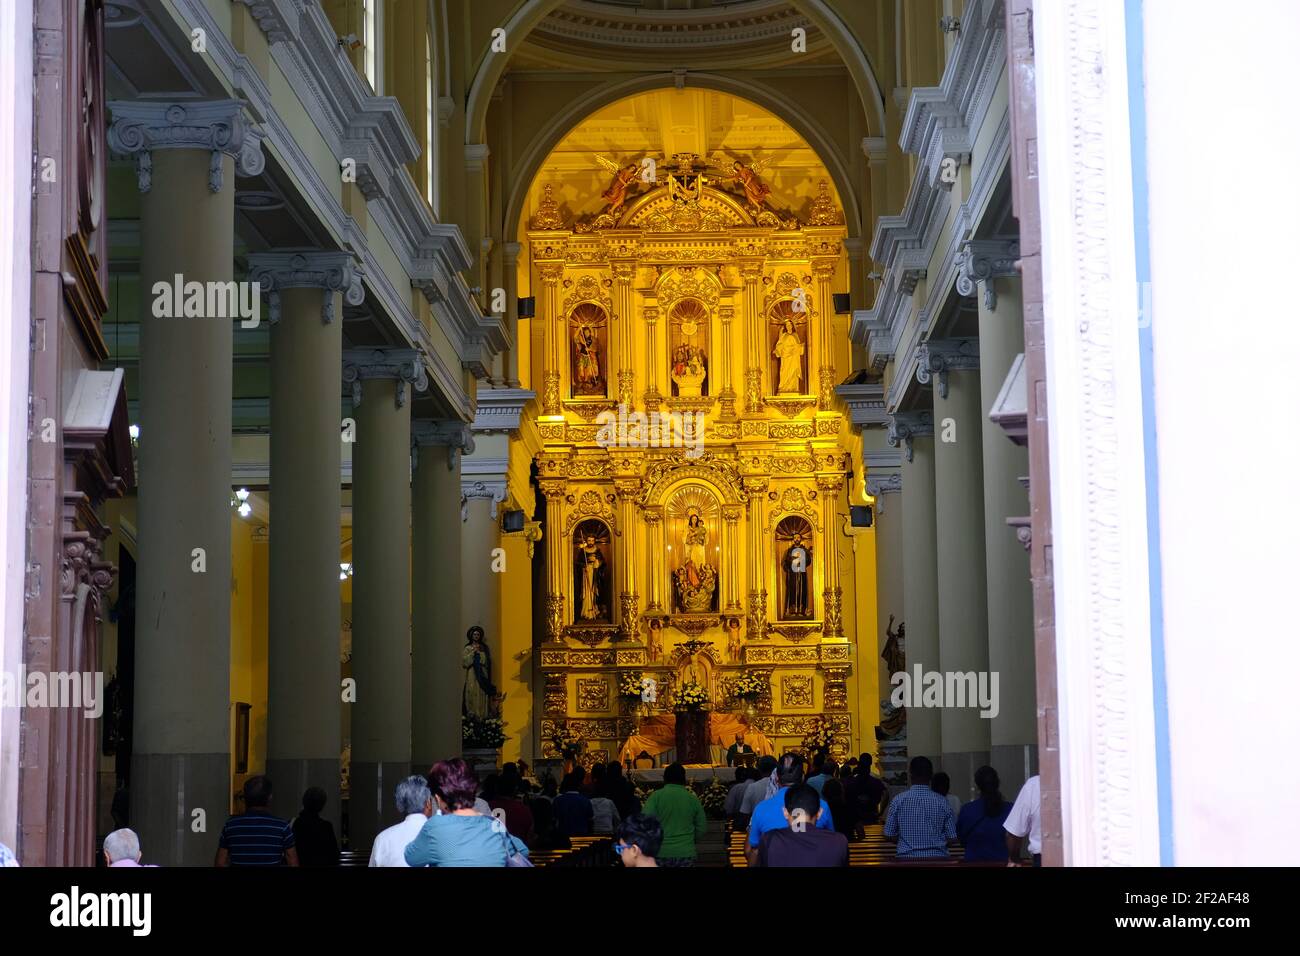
[518,88,841,233]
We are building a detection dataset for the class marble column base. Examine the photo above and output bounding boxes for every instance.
[130,752,230,866]
[348,760,412,849]
[266,757,341,836]
[937,750,992,804]
[991,744,1038,803]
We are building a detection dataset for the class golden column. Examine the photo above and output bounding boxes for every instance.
[817,472,846,637]
[643,306,662,406]
[612,261,636,410]
[743,476,769,638]
[644,507,665,613]
[740,261,764,413]
[615,478,641,638]
[813,260,838,410]
[718,305,737,419]
[541,480,566,641]
[723,506,743,611]
[539,263,564,416]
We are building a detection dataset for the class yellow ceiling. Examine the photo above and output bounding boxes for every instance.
[522,88,839,229]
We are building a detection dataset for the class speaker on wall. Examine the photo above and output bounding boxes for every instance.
[502,509,526,533]
[518,296,536,318]
[850,505,873,528]
[832,292,851,314]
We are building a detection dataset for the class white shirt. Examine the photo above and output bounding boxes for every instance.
[1003,775,1041,855]
[370,813,429,867]
[945,793,962,817]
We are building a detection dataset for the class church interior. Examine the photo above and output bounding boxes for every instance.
[5,0,1296,877]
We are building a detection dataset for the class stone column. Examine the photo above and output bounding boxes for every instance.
[108,100,263,866]
[612,262,636,410]
[890,411,939,759]
[919,339,991,796]
[539,263,563,416]
[740,261,764,413]
[341,350,425,845]
[411,421,472,769]
[963,247,1036,794]
[866,446,905,781]
[248,251,363,837]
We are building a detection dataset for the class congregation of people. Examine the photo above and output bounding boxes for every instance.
[0,749,1041,869]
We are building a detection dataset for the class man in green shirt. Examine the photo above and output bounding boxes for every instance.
[642,762,708,866]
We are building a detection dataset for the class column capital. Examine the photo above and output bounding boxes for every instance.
[502,242,523,265]
[412,419,475,469]
[887,410,934,462]
[342,349,428,408]
[107,100,265,193]
[460,478,508,522]
[539,263,565,285]
[246,250,364,324]
[861,136,889,165]
[611,261,636,283]
[866,472,903,513]
[915,338,979,399]
[956,237,1021,310]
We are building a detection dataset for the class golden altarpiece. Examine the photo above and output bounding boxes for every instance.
[524,155,862,765]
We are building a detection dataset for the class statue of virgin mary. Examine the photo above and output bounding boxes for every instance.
[462,626,496,720]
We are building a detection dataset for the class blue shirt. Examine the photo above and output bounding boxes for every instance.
[883,785,956,858]
[552,791,594,836]
[218,809,296,866]
[748,787,834,846]
[404,813,529,867]
[957,798,1012,861]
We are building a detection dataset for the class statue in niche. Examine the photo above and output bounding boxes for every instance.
[673,508,718,613]
[462,626,497,720]
[777,515,814,619]
[773,318,806,394]
[572,319,604,395]
[574,522,610,622]
[669,298,709,397]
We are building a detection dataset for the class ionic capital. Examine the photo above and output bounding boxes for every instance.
[956,238,1020,311]
[246,250,364,324]
[412,419,475,470]
[342,348,428,409]
[886,410,934,462]
[915,338,979,399]
[108,100,265,193]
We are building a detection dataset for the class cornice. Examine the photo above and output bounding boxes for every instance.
[833,380,888,429]
[988,352,1027,446]
[471,387,536,435]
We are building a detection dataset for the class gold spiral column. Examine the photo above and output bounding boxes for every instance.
[539,263,564,416]
[718,305,737,419]
[541,481,566,641]
[740,261,764,413]
[744,477,769,638]
[817,472,845,637]
[612,261,636,410]
[643,306,661,406]
[813,260,837,410]
[615,478,641,639]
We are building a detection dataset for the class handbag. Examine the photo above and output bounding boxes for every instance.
[498,825,533,867]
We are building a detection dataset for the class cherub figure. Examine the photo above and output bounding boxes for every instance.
[596,155,642,211]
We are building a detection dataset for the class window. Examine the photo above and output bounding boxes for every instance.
[425,31,434,209]
[362,0,382,93]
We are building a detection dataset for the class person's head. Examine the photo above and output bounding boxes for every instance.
[615,814,663,867]
[103,828,141,866]
[755,754,778,779]
[735,766,749,784]
[243,775,272,809]
[663,762,687,786]
[606,761,624,781]
[932,772,951,796]
[561,772,582,794]
[857,753,873,775]
[777,752,805,788]
[501,761,518,779]
[428,758,480,811]
[541,772,558,797]
[301,786,327,815]
[839,764,855,779]
[822,778,844,803]
[591,763,606,781]
[734,732,745,745]
[823,759,839,778]
[395,775,433,817]
[908,756,934,786]
[782,784,822,830]
[517,759,529,774]
[974,765,1004,816]
[811,752,825,773]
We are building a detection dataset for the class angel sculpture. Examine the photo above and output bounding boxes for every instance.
[595,155,642,211]
[710,154,772,210]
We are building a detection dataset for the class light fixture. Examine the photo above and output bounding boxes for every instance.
[231,488,252,519]
[238,501,252,518]
[340,562,353,581]
[128,423,140,442]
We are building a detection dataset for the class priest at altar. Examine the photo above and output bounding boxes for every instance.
[618,713,774,766]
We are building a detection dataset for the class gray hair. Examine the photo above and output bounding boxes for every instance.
[394,775,432,815]
[103,828,141,863]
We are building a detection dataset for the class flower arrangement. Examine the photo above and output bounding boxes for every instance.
[697,778,730,819]
[671,679,709,712]
[731,670,765,702]
[462,714,507,749]
[549,721,586,760]
[801,717,834,756]
[618,671,644,700]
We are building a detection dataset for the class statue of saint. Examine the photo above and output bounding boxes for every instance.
[682,511,709,587]
[462,626,496,720]
[599,160,640,211]
[773,318,805,394]
[732,160,771,209]
[881,614,905,677]
[572,322,603,394]
[576,532,606,620]
[782,535,813,618]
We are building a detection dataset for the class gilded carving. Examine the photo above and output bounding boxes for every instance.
[781,674,815,708]
[577,677,611,712]
[821,666,849,711]
[544,673,567,715]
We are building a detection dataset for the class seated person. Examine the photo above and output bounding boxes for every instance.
[615,814,662,869]
[756,784,849,867]
[744,753,833,866]
[883,756,956,859]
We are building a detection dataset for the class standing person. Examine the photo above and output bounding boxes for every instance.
[405,759,529,867]
[957,766,1012,863]
[845,755,887,825]
[215,776,298,867]
[292,786,339,867]
[605,762,640,820]
[552,772,594,837]
[725,733,753,766]
[589,788,621,836]
[882,757,956,860]
[744,753,834,865]
[1004,774,1042,866]
[102,829,157,867]
[756,785,849,867]
[724,767,751,826]
[821,778,860,841]
[370,776,434,867]
[614,814,662,868]
[807,757,837,796]
[641,763,708,867]
[931,772,963,818]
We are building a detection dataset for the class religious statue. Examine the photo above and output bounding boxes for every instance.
[673,509,718,612]
[462,626,497,720]
[596,156,641,211]
[575,531,607,621]
[572,320,603,394]
[773,318,805,394]
[781,534,813,618]
[670,343,708,396]
[881,614,906,677]
[731,160,771,209]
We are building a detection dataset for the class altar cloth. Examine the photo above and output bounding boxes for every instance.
[618,713,774,766]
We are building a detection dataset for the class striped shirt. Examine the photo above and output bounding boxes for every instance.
[218,810,295,866]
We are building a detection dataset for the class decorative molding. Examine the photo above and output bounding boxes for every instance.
[341,348,428,408]
[412,419,475,470]
[472,387,535,434]
[107,99,265,193]
[232,0,293,44]
[834,379,887,428]
[915,338,980,399]
[245,250,364,324]
[956,237,1020,310]
[886,410,933,463]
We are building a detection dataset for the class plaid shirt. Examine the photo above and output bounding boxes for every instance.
[884,784,957,858]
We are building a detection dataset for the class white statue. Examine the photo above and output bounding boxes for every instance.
[773,318,805,394]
